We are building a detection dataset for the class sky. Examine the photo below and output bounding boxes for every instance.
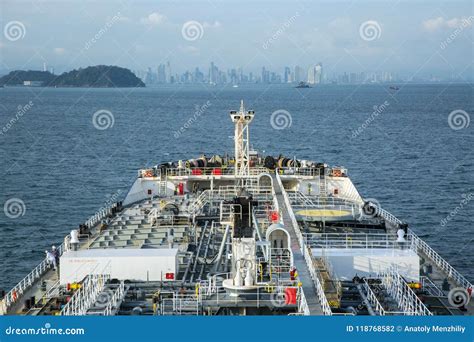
[0,0,473,79]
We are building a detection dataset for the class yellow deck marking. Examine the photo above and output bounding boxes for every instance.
[295,209,351,217]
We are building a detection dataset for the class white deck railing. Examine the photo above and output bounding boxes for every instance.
[160,291,201,315]
[361,280,386,315]
[163,166,269,177]
[408,229,473,290]
[278,167,321,177]
[297,287,311,315]
[420,276,445,297]
[0,243,66,315]
[276,171,333,316]
[289,191,358,210]
[60,273,110,316]
[102,282,126,316]
[303,245,333,315]
[377,207,402,225]
[305,232,406,250]
[190,190,211,216]
[376,206,473,291]
[380,267,432,316]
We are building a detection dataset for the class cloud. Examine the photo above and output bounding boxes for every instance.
[140,12,166,26]
[53,47,66,55]
[423,16,473,31]
[203,21,221,28]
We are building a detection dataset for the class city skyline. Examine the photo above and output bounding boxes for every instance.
[6,59,466,85]
[1,1,473,82]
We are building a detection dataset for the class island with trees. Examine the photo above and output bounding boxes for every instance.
[0,65,145,88]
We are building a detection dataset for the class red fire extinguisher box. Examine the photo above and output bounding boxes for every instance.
[285,287,297,305]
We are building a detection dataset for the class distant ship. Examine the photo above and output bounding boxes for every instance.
[295,81,311,88]
[389,86,400,91]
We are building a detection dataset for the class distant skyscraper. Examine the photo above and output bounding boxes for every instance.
[209,62,218,84]
[307,66,315,84]
[284,67,291,83]
[43,62,47,72]
[165,61,171,83]
[145,67,154,84]
[315,63,322,84]
[307,63,323,84]
[157,64,166,83]
[294,66,303,83]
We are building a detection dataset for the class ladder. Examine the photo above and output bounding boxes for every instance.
[319,175,327,197]
[159,181,167,196]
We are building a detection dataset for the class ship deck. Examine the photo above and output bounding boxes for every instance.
[1,166,473,317]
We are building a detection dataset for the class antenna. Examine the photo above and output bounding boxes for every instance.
[229,100,255,185]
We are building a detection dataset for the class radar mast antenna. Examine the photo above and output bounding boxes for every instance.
[229,100,255,186]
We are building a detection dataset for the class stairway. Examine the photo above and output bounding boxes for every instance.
[85,282,127,316]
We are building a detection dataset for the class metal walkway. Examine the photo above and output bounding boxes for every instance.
[272,175,323,315]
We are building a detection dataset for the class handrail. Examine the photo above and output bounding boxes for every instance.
[374,204,472,291]
[306,239,407,250]
[362,280,386,315]
[276,171,333,315]
[297,287,310,315]
[0,243,66,315]
[163,166,270,177]
[278,167,321,177]
[380,267,432,316]
[60,273,110,316]
[377,207,402,225]
[289,191,358,209]
[420,276,445,297]
[85,204,115,229]
[303,245,333,315]
[102,282,126,316]
[409,229,473,290]
[0,197,119,315]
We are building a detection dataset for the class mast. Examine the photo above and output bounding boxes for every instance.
[229,100,255,186]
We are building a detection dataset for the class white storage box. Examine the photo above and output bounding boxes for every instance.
[59,248,178,284]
